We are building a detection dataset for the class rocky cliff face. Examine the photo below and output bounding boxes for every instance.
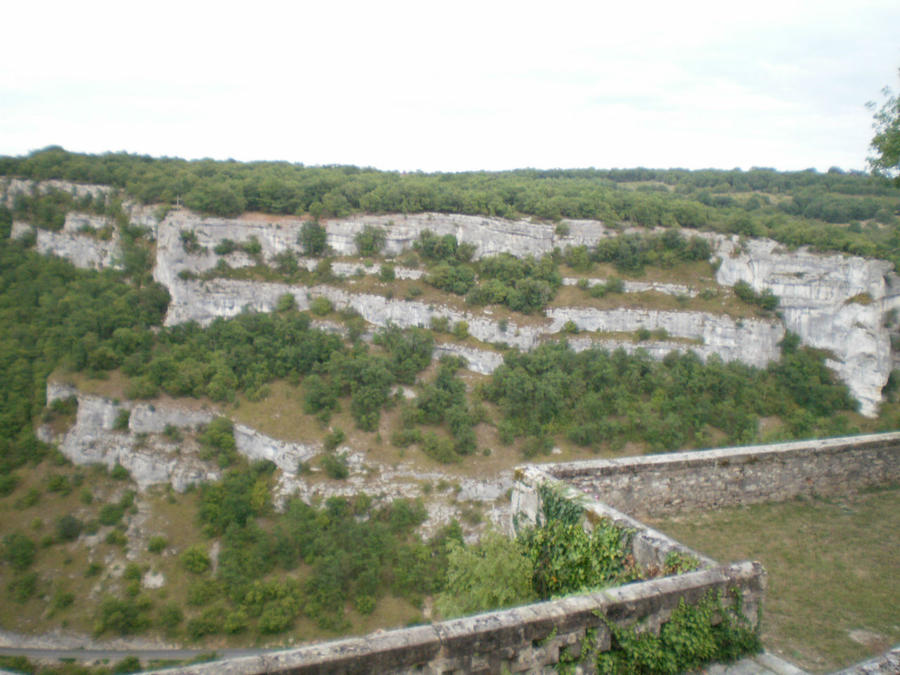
[716,236,900,415]
[10,180,899,416]
[43,383,511,536]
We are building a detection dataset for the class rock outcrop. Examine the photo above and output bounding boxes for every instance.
[716,236,900,415]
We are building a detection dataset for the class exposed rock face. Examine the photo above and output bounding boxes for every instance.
[562,277,699,297]
[716,237,900,415]
[33,213,123,270]
[46,384,325,489]
[13,180,900,415]
[45,383,512,534]
[50,393,219,492]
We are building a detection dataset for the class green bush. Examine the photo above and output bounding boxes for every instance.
[114,408,131,431]
[299,221,328,256]
[148,536,167,553]
[323,428,345,451]
[2,533,36,570]
[99,503,125,526]
[110,462,131,480]
[7,571,38,602]
[321,452,349,479]
[55,515,83,542]
[181,545,211,574]
[354,225,386,256]
[436,530,535,618]
[309,296,334,316]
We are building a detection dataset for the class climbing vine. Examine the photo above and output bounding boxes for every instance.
[594,591,762,674]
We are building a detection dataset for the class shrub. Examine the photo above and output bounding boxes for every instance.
[421,432,459,464]
[181,545,211,574]
[105,530,128,546]
[354,225,386,256]
[309,296,333,316]
[95,595,152,635]
[113,408,130,431]
[99,503,125,526]
[46,474,71,494]
[299,221,328,256]
[323,428,345,452]
[452,321,469,340]
[110,462,131,480]
[430,316,450,333]
[7,572,38,602]
[379,264,396,282]
[276,292,297,312]
[147,536,167,554]
[2,533,36,570]
[321,453,349,480]
[56,515,83,542]
[436,531,534,618]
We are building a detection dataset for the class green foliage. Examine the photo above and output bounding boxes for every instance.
[354,225,386,256]
[55,515,83,542]
[6,147,900,268]
[595,592,762,674]
[868,74,900,181]
[436,530,535,618]
[427,262,477,295]
[733,280,779,311]
[413,359,477,458]
[320,452,349,479]
[309,296,333,316]
[113,408,130,431]
[276,292,296,312]
[99,502,125,526]
[379,263,396,282]
[0,240,168,475]
[181,545,211,574]
[2,532,37,570]
[663,551,700,575]
[593,231,711,274]
[94,594,153,635]
[323,428,346,451]
[147,535,167,553]
[8,571,38,602]
[486,340,856,453]
[299,221,328,256]
[197,463,274,535]
[374,325,434,385]
[520,518,635,599]
[198,417,237,466]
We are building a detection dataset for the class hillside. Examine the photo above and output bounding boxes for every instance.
[1,149,900,655]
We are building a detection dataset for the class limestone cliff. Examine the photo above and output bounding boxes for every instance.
[716,236,899,415]
[9,179,900,416]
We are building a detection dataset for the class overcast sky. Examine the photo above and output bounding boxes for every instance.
[2,0,899,173]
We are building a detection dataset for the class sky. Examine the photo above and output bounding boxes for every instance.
[2,0,899,174]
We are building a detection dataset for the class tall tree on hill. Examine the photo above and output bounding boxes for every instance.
[868,70,900,183]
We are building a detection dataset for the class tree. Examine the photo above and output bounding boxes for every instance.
[868,71,900,182]
[299,221,328,257]
[436,530,534,618]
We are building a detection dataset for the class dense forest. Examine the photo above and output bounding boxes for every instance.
[3,146,900,267]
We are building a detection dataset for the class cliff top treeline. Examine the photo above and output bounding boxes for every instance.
[3,146,900,267]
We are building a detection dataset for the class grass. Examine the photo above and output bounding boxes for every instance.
[647,485,900,673]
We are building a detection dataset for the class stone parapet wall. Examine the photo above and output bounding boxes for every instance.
[543,432,900,516]
[511,464,717,570]
[146,562,764,675]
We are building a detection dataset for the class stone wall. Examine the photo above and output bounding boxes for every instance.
[541,432,900,516]
[145,562,764,675]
